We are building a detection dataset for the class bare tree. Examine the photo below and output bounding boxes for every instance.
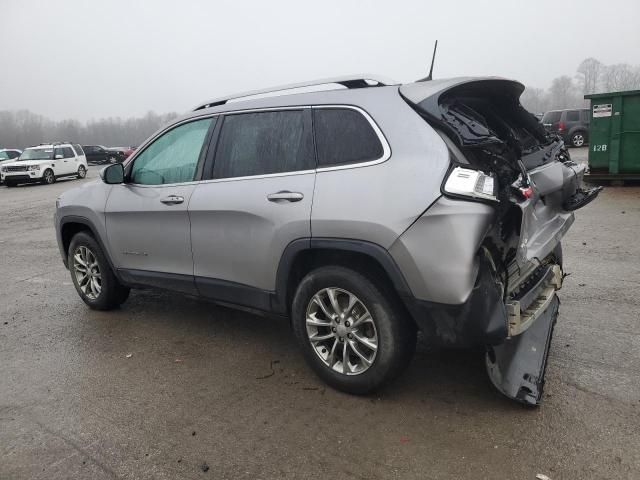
[0,110,179,149]
[520,87,549,114]
[576,58,603,96]
[548,76,580,110]
[602,64,640,92]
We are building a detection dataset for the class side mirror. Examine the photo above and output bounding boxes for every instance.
[100,163,124,184]
[55,154,63,159]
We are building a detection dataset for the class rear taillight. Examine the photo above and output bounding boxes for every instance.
[557,122,565,132]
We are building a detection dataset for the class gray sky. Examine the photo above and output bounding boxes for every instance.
[1,0,639,121]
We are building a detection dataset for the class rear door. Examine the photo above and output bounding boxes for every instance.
[189,109,315,309]
[104,117,215,293]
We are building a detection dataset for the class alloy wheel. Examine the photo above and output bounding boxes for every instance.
[78,166,87,178]
[73,246,102,300]
[44,170,54,184]
[573,134,585,147]
[305,287,378,375]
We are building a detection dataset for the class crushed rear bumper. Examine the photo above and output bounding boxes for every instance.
[486,294,559,406]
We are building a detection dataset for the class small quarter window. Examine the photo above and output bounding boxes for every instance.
[313,108,384,167]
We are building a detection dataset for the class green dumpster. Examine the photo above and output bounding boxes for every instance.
[584,89,640,179]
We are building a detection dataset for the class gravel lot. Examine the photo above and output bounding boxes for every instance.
[1,151,639,479]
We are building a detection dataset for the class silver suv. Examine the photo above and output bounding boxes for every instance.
[54,75,600,405]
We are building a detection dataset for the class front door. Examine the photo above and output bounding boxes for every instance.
[104,117,215,294]
[189,109,315,310]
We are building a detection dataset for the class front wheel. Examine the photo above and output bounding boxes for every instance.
[42,169,55,185]
[291,266,416,394]
[571,131,586,147]
[68,232,130,310]
[77,165,87,179]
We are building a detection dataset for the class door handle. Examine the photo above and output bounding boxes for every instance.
[267,191,304,202]
[160,195,185,205]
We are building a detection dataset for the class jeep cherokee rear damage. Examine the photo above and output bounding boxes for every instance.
[399,78,600,405]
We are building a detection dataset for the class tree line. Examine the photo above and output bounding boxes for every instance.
[0,110,179,150]
[520,58,640,114]
[2,58,640,149]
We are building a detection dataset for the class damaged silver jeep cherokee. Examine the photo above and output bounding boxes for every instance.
[54,75,600,405]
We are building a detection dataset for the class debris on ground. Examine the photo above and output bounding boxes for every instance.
[201,462,210,472]
[536,474,552,480]
[256,360,280,379]
[125,353,133,358]
[192,431,196,436]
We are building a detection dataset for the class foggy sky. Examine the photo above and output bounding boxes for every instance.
[1,0,638,121]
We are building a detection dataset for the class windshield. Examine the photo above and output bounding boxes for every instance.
[0,151,9,160]
[18,148,54,161]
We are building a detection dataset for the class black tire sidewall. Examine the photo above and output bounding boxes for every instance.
[43,169,55,184]
[291,266,415,394]
[68,232,127,310]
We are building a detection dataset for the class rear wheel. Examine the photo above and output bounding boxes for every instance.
[42,168,55,185]
[291,266,416,394]
[570,131,586,147]
[77,165,87,179]
[69,231,130,310]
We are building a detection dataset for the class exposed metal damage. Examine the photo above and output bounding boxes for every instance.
[400,78,601,405]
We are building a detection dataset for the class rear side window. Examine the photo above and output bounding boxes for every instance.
[566,110,580,122]
[213,110,313,179]
[73,144,84,155]
[581,110,590,122]
[55,147,75,158]
[313,108,384,167]
[542,111,561,124]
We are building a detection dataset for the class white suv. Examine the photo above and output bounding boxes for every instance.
[1,143,88,187]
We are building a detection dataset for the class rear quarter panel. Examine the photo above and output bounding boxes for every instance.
[311,89,449,249]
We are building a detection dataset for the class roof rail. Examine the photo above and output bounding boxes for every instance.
[193,74,398,111]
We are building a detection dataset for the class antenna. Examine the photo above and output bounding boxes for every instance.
[418,40,438,82]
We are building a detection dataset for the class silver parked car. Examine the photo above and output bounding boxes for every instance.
[54,75,600,404]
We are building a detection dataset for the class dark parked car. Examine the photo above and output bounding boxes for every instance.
[542,109,590,147]
[82,145,125,164]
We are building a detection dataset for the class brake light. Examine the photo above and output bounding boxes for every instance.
[558,122,565,132]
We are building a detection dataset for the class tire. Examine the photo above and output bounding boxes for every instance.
[68,231,130,310]
[42,168,55,185]
[291,265,416,394]
[77,165,87,179]
[5,181,15,188]
[570,131,586,148]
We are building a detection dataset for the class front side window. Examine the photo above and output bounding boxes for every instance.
[213,110,313,179]
[131,117,213,185]
[313,108,384,167]
[0,151,8,160]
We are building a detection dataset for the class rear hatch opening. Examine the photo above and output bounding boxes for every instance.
[400,78,601,405]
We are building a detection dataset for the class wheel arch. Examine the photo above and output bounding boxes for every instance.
[274,238,414,320]
[58,216,119,278]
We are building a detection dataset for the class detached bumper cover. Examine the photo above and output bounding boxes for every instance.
[486,294,559,406]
